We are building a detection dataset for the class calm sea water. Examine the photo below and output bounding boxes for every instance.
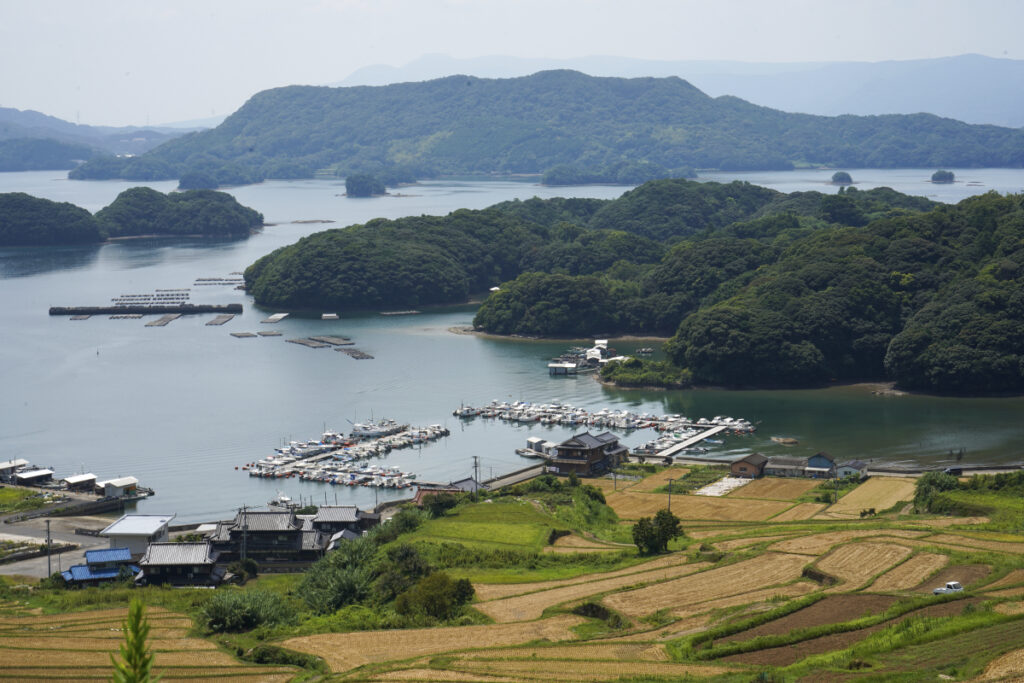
[1,170,1022,522]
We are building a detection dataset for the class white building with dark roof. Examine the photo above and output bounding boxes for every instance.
[100,513,174,556]
[0,459,30,483]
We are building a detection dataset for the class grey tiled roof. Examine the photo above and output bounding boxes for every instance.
[766,456,807,468]
[140,542,216,566]
[312,505,360,524]
[232,510,300,532]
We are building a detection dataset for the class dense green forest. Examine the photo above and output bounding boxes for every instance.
[70,71,1024,185]
[0,138,99,172]
[246,179,1024,394]
[95,187,263,238]
[0,188,262,246]
[0,193,102,245]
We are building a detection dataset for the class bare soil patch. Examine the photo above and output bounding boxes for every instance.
[283,615,585,671]
[871,552,949,591]
[722,595,898,642]
[980,647,1024,681]
[728,477,821,501]
[913,564,991,592]
[985,569,1024,591]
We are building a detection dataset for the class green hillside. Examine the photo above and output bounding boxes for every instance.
[70,71,1024,183]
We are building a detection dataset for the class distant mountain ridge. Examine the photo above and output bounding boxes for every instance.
[0,106,195,157]
[68,70,1024,184]
[338,53,1024,128]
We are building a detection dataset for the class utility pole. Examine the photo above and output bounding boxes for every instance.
[240,505,248,563]
[667,479,674,513]
[46,520,52,577]
[473,456,480,498]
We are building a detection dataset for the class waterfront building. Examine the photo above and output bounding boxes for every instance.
[100,513,175,556]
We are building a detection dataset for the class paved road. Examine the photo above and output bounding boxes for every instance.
[0,514,109,579]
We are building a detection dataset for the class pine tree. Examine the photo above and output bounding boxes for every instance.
[111,598,159,682]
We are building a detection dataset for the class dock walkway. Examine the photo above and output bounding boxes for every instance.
[656,425,729,459]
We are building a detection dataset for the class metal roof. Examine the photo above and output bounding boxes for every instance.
[101,514,175,537]
[15,469,53,479]
[140,542,216,566]
[312,506,360,524]
[98,476,139,488]
[64,473,97,484]
[0,458,29,470]
[85,547,132,564]
[63,563,139,582]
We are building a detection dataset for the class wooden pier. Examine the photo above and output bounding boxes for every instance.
[656,425,730,459]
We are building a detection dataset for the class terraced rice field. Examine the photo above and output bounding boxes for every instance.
[472,554,686,601]
[670,583,817,619]
[628,467,690,492]
[984,569,1024,591]
[770,528,927,555]
[815,541,913,590]
[0,606,294,681]
[283,615,585,672]
[722,595,897,641]
[541,533,625,553]
[603,491,789,521]
[459,642,669,661]
[603,552,809,618]
[770,502,828,521]
[928,533,1024,554]
[417,658,732,681]
[477,561,711,622]
[980,647,1024,680]
[871,552,949,591]
[728,477,821,500]
[822,476,916,517]
[715,534,802,551]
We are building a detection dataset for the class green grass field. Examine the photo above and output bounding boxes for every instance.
[411,500,563,550]
[0,487,47,514]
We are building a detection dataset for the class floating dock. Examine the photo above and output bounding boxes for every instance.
[258,331,282,337]
[261,313,289,323]
[50,303,242,316]
[655,425,730,459]
[206,314,235,326]
[380,310,420,316]
[145,313,182,327]
[321,313,339,320]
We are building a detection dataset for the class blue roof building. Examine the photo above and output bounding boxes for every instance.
[61,547,138,587]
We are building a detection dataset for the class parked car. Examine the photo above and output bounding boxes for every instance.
[933,581,963,594]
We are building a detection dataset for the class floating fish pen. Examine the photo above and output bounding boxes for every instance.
[309,336,353,346]
[261,313,289,323]
[380,310,420,316]
[231,332,257,338]
[194,277,245,286]
[109,314,144,320]
[50,303,242,316]
[287,338,332,349]
[258,331,282,337]
[206,314,235,326]
[145,313,182,327]
[70,314,91,320]
[338,348,373,359]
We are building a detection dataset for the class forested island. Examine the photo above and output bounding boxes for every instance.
[0,138,99,172]
[245,179,1023,395]
[70,71,1024,186]
[0,188,263,246]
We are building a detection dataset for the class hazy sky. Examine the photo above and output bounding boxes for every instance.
[2,0,1021,127]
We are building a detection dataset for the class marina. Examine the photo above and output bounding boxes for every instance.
[49,303,243,316]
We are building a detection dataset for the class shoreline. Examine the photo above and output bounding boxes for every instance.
[447,326,669,343]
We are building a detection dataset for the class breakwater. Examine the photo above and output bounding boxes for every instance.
[49,303,243,316]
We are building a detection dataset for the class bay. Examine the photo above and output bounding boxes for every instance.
[1,169,1022,523]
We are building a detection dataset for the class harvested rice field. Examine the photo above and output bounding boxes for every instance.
[770,528,927,555]
[476,561,711,622]
[603,491,790,521]
[814,541,914,589]
[822,476,916,517]
[914,564,991,591]
[715,533,802,551]
[284,615,585,671]
[670,583,817,619]
[928,533,1024,554]
[984,569,1024,591]
[459,642,669,661]
[769,502,828,521]
[727,477,821,500]
[603,552,809,618]
[472,554,687,601]
[0,606,295,681]
[871,552,949,591]
[721,595,897,641]
[979,646,1024,680]
[541,533,627,553]
[427,658,732,681]
[628,467,690,492]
